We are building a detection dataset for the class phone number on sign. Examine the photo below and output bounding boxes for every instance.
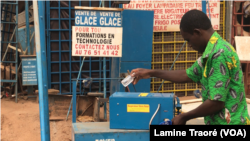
[74,49,119,56]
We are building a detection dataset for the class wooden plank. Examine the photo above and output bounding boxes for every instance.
[99,98,108,103]
[74,6,123,11]
[49,117,64,121]
[0,114,4,130]
[8,45,21,52]
[35,89,59,95]
[20,55,36,58]
[87,92,104,97]
[93,97,100,122]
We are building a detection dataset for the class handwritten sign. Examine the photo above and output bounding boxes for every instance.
[22,58,38,85]
[123,0,220,32]
[75,10,122,27]
[72,26,122,57]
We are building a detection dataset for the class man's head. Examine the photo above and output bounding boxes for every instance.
[180,10,214,53]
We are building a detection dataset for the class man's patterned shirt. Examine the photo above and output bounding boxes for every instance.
[186,31,250,125]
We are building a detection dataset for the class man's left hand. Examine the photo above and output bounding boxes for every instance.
[171,114,187,125]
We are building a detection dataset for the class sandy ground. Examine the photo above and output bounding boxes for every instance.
[1,96,250,141]
[1,98,72,141]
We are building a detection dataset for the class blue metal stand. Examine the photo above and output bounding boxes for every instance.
[33,1,50,140]
[1,0,18,103]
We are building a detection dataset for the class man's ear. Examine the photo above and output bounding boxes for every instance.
[193,28,202,36]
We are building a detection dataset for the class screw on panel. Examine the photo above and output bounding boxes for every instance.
[117,114,119,116]
[117,103,119,105]
[164,110,168,112]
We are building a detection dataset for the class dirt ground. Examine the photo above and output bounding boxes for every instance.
[1,95,250,141]
[1,97,72,141]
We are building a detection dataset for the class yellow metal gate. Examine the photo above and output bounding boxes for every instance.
[151,1,226,97]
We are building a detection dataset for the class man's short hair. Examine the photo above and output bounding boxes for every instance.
[180,9,212,34]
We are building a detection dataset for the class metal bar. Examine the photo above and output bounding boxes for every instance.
[50,60,111,63]
[69,0,72,95]
[33,1,51,140]
[59,0,62,94]
[103,57,107,119]
[73,78,123,80]
[72,80,77,123]
[50,80,112,84]
[202,0,207,14]
[51,70,110,74]
[1,61,17,63]
[15,0,18,103]
[46,1,51,89]
[1,2,18,5]
[1,80,17,83]
[26,0,31,55]
[0,21,17,24]
[47,29,71,31]
[1,41,18,43]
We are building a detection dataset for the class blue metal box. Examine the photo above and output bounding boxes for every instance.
[72,122,149,141]
[109,92,175,130]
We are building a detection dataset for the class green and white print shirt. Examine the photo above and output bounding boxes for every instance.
[186,31,250,125]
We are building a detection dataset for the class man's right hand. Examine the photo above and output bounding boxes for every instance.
[130,69,192,85]
[130,68,152,85]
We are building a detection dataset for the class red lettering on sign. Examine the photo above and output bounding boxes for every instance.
[91,27,101,32]
[153,26,167,31]
[213,25,219,30]
[171,20,181,25]
[75,44,78,49]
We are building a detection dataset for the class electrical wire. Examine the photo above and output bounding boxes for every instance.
[132,84,136,92]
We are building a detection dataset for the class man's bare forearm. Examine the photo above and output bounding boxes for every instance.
[148,69,193,83]
[181,99,224,121]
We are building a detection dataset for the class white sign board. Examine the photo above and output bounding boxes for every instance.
[235,36,250,61]
[72,26,123,57]
[123,0,220,32]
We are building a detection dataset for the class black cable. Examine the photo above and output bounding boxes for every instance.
[132,84,136,92]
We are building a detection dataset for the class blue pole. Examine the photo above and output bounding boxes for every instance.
[34,1,50,140]
[202,0,207,14]
[15,0,18,103]
[25,0,30,55]
[26,0,33,95]
[72,80,77,123]
[103,57,107,119]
